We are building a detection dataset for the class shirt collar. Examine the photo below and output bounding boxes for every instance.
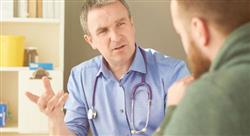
[128,46,147,74]
[96,57,112,79]
[96,45,147,78]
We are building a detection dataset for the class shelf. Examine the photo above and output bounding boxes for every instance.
[0,121,18,133]
[0,18,60,24]
[0,126,19,133]
[1,0,64,133]
[0,67,61,72]
[0,67,29,72]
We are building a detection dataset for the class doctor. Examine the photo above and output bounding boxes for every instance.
[26,0,189,135]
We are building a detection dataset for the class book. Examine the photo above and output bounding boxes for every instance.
[17,0,28,18]
[42,0,54,18]
[37,0,43,18]
[27,0,37,18]
[0,0,14,19]
[13,0,18,17]
[54,0,61,19]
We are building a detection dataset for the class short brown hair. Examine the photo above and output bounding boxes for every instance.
[80,0,131,35]
[176,0,250,34]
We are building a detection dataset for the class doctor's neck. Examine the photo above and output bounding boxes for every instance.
[105,55,135,80]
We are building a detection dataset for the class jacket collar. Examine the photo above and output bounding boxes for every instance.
[210,22,250,71]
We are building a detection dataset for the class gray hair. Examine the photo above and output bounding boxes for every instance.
[80,0,131,35]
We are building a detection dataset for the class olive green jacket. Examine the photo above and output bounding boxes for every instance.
[155,22,250,136]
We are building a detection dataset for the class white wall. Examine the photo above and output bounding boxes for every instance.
[130,1,186,59]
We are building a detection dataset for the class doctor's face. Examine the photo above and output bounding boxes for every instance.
[84,1,136,66]
[171,0,211,79]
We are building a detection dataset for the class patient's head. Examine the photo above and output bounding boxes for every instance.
[170,0,250,79]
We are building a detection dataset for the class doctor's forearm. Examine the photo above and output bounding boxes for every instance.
[49,119,76,136]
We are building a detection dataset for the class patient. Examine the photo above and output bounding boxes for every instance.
[155,0,250,135]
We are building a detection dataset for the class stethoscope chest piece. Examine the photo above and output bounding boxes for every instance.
[88,107,97,120]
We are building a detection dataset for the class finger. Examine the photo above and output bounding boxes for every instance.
[37,97,48,112]
[180,76,193,81]
[25,92,39,103]
[46,91,64,112]
[40,90,54,104]
[185,75,194,80]
[42,76,55,96]
[55,93,69,110]
[177,76,194,85]
[183,76,194,84]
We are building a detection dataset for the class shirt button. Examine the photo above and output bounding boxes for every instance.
[120,109,124,113]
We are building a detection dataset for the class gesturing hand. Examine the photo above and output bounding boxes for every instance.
[25,76,68,122]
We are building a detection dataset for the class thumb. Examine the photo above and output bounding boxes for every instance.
[25,91,39,104]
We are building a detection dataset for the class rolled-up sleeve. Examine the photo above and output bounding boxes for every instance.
[162,60,190,113]
[64,69,89,136]
[173,60,190,81]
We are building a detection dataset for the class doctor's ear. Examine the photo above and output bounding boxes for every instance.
[129,18,136,33]
[128,16,134,25]
[84,34,96,49]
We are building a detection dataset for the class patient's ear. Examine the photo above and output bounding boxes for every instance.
[191,17,210,47]
[84,34,96,49]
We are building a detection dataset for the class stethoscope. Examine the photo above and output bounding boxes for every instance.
[87,47,153,134]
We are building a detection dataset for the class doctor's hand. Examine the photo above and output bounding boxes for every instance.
[167,76,194,107]
[25,76,68,123]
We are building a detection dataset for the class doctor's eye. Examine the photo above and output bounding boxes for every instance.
[117,22,126,27]
[97,28,108,35]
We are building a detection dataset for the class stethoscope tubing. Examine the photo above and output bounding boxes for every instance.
[88,47,153,134]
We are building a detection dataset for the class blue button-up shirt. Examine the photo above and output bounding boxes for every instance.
[64,46,189,136]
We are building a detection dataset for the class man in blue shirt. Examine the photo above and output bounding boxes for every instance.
[26,0,189,135]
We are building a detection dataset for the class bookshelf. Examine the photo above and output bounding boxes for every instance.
[0,67,60,72]
[0,67,29,72]
[0,0,65,134]
[0,119,18,133]
[0,18,60,23]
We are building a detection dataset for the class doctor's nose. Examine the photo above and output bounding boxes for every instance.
[110,29,122,42]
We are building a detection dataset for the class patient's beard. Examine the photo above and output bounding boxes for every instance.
[187,41,211,79]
